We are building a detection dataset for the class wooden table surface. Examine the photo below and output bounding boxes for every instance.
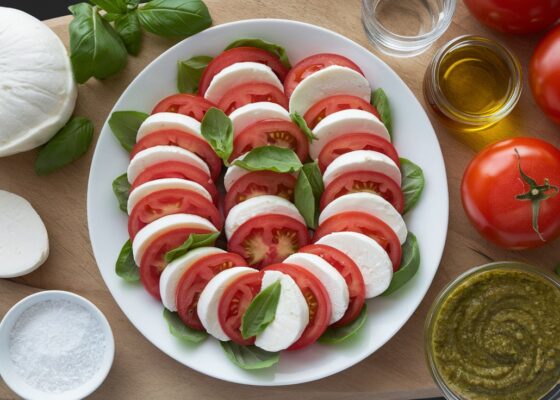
[1,1,559,399]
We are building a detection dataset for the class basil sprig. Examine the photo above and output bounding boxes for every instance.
[234,146,303,173]
[225,38,291,69]
[382,232,420,296]
[371,88,392,138]
[112,173,130,213]
[241,280,281,339]
[294,161,324,229]
[138,0,212,37]
[109,111,148,152]
[220,342,280,370]
[114,11,142,55]
[400,158,425,214]
[35,117,94,175]
[164,232,220,263]
[163,308,208,343]
[91,0,128,14]
[115,240,140,282]
[200,108,233,164]
[290,112,316,142]
[319,304,368,344]
[177,56,213,93]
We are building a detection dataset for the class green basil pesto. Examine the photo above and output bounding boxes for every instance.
[431,268,560,400]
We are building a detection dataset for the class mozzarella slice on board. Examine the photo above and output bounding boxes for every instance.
[0,7,77,157]
[284,253,349,324]
[319,192,407,244]
[229,102,290,135]
[136,112,202,142]
[127,145,210,184]
[254,270,309,352]
[127,178,212,214]
[225,195,305,239]
[310,109,390,159]
[197,266,256,341]
[132,214,218,266]
[323,150,402,187]
[159,247,225,312]
[0,190,49,278]
[204,62,283,104]
[289,65,370,116]
[317,232,392,298]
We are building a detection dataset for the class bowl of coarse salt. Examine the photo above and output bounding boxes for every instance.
[0,290,114,400]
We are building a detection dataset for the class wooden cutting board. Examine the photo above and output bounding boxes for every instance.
[1,1,559,399]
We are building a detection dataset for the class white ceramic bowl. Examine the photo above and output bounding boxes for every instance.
[0,291,114,400]
[87,19,449,385]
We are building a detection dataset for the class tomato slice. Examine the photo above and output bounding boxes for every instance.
[176,252,248,330]
[198,47,289,96]
[128,189,223,239]
[314,211,402,270]
[130,130,222,180]
[224,171,297,215]
[130,160,218,204]
[262,263,331,350]
[318,133,400,172]
[217,83,289,115]
[228,214,310,269]
[284,54,364,97]
[321,171,404,213]
[299,244,365,327]
[231,119,309,162]
[304,95,380,129]
[140,227,212,299]
[217,270,263,345]
[152,94,216,121]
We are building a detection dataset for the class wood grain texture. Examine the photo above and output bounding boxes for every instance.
[1,1,559,399]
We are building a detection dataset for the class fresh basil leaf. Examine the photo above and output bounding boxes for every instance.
[241,281,281,339]
[165,232,220,263]
[103,12,122,22]
[290,112,316,142]
[35,117,94,175]
[294,161,324,229]
[69,3,128,83]
[200,107,233,163]
[220,342,280,370]
[115,240,139,282]
[382,232,420,296]
[400,158,425,214]
[108,110,148,152]
[371,88,392,137]
[319,304,367,344]
[137,0,212,37]
[112,173,130,213]
[177,56,213,93]
[127,0,140,8]
[114,11,142,55]
[163,308,207,343]
[225,38,291,69]
[90,0,127,13]
[234,146,303,173]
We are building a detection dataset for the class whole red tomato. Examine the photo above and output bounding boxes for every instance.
[461,138,560,249]
[463,0,560,34]
[530,25,560,125]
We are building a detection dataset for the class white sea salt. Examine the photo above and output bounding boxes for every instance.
[9,299,106,394]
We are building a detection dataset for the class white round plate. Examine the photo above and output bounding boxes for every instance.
[87,19,448,386]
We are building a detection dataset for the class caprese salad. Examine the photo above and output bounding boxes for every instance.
[109,38,424,370]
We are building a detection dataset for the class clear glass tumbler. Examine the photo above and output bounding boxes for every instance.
[361,0,456,57]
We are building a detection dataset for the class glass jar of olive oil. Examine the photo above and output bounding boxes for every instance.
[423,36,522,131]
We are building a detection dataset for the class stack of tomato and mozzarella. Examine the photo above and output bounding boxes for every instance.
[123,46,407,352]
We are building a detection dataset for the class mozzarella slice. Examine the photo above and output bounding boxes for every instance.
[204,62,283,103]
[159,247,225,311]
[136,112,202,142]
[197,266,256,341]
[310,109,390,159]
[323,150,402,187]
[284,253,349,324]
[317,232,392,298]
[132,214,218,266]
[127,178,212,214]
[0,7,77,157]
[0,190,49,278]
[289,65,370,116]
[127,145,210,184]
[229,102,290,136]
[255,270,309,352]
[225,195,305,239]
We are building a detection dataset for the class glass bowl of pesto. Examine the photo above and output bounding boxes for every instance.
[425,262,560,400]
